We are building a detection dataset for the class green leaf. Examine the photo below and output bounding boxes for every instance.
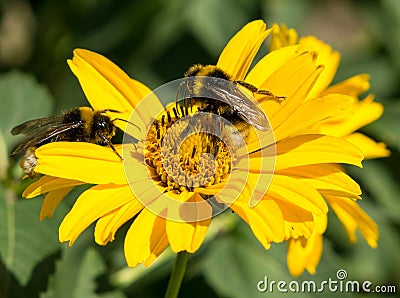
[350,160,400,223]
[201,220,364,298]
[98,291,127,298]
[0,187,61,286]
[0,132,8,179]
[0,70,53,152]
[261,0,311,29]
[184,0,258,57]
[73,248,106,297]
[41,231,126,298]
[201,224,303,298]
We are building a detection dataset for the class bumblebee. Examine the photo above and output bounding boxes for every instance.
[179,64,284,148]
[11,107,133,177]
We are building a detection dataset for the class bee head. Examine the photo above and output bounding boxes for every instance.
[93,113,116,139]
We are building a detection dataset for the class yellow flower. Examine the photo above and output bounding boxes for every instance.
[22,20,375,272]
[269,23,389,276]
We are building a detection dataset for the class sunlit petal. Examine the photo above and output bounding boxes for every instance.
[273,94,353,142]
[59,184,133,245]
[317,95,384,137]
[217,20,271,80]
[326,195,379,248]
[287,214,326,276]
[35,142,127,184]
[277,200,314,240]
[276,164,362,199]
[230,196,285,249]
[322,74,370,98]
[166,193,212,253]
[124,209,168,267]
[268,175,328,215]
[345,133,390,159]
[95,198,144,245]
[298,36,341,99]
[23,175,84,198]
[269,56,324,127]
[269,23,298,51]
[40,187,74,221]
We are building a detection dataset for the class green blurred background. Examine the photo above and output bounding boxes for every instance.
[0,0,399,297]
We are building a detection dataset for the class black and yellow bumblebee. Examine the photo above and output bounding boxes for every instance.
[10,107,133,177]
[178,64,285,148]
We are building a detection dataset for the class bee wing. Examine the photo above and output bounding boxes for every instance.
[200,79,270,131]
[11,114,65,136]
[10,121,82,159]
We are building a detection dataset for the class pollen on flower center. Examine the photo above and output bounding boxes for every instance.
[144,106,232,193]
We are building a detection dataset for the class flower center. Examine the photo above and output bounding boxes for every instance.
[144,105,232,193]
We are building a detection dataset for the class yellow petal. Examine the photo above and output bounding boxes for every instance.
[275,134,364,168]
[68,49,143,112]
[269,23,298,51]
[244,53,325,151]
[95,198,144,245]
[268,25,340,100]
[317,95,384,137]
[276,200,313,240]
[249,51,323,122]
[326,195,379,248]
[123,153,158,184]
[23,175,84,198]
[35,142,127,184]
[287,232,323,277]
[242,128,275,160]
[268,55,324,128]
[143,233,170,267]
[249,134,364,170]
[345,133,390,159]
[287,213,326,276]
[40,187,74,220]
[217,20,271,80]
[68,49,161,136]
[245,45,300,88]
[267,174,328,215]
[276,164,362,199]
[322,74,371,98]
[59,184,133,245]
[298,36,341,99]
[208,167,274,209]
[234,188,314,242]
[124,209,168,267]
[124,86,166,140]
[273,94,353,142]
[165,193,211,253]
[230,196,285,249]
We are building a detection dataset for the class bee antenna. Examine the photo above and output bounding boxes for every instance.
[112,118,141,131]
[123,133,138,151]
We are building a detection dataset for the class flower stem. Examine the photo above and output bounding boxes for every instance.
[165,251,190,298]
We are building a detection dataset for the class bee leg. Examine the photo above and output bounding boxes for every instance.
[256,90,286,101]
[97,132,123,160]
[175,81,186,116]
[234,80,286,101]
